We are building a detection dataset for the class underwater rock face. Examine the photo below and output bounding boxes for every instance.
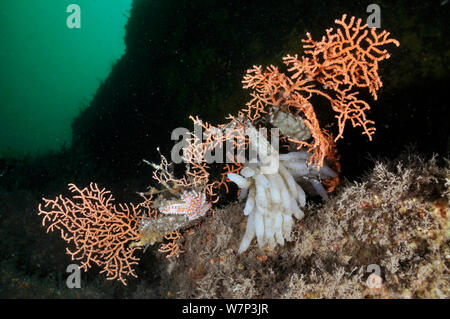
[165,154,449,299]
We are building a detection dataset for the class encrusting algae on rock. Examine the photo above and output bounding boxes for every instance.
[165,154,449,298]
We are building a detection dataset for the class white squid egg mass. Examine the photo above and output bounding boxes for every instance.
[228,151,336,253]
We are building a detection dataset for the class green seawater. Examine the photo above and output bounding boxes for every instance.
[0,0,132,157]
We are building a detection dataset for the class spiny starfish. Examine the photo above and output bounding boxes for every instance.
[159,190,211,220]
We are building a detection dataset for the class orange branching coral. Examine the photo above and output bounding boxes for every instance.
[162,114,249,201]
[151,15,398,202]
[39,182,189,283]
[148,127,215,201]
[38,183,145,285]
[242,14,399,168]
[158,230,184,258]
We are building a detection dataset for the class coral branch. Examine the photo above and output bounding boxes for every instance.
[242,14,399,167]
[38,183,144,285]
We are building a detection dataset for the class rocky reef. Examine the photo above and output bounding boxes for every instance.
[165,154,449,298]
